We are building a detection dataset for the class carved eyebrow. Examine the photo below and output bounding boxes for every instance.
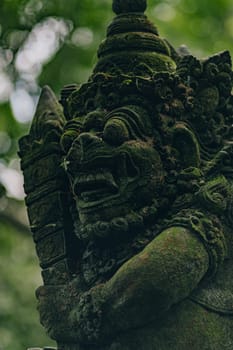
[64,118,84,132]
[105,107,147,140]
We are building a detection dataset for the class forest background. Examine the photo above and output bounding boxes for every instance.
[0,0,233,349]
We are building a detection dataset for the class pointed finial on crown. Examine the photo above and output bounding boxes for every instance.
[94,0,176,77]
[112,0,147,14]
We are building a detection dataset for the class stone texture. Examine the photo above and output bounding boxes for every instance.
[19,0,233,349]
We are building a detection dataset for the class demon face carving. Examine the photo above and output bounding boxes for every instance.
[62,105,164,241]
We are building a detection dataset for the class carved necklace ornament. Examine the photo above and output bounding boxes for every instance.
[19,0,233,349]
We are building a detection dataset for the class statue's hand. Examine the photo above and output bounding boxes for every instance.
[36,281,110,345]
[36,281,80,342]
[70,284,113,345]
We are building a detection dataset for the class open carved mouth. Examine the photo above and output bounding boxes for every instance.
[71,150,141,209]
[74,170,119,202]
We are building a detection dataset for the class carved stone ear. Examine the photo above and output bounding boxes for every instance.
[172,123,200,169]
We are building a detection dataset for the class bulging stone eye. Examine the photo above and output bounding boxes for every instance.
[83,111,104,132]
[103,118,129,145]
[60,118,83,153]
[60,130,80,153]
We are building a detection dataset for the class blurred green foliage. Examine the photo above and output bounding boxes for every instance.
[0,216,55,349]
[0,0,232,349]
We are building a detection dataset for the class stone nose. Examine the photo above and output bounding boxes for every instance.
[77,132,103,154]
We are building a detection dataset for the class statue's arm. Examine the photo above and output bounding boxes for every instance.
[74,226,209,343]
[104,226,208,322]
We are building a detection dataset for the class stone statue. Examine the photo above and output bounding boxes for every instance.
[19,0,233,349]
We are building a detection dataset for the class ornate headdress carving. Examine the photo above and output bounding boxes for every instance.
[60,0,233,156]
[95,0,176,76]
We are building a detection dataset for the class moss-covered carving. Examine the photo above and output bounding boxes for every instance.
[19,0,233,349]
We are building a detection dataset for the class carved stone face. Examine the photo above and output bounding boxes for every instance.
[63,105,164,238]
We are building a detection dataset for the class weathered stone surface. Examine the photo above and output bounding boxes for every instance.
[19,0,233,349]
